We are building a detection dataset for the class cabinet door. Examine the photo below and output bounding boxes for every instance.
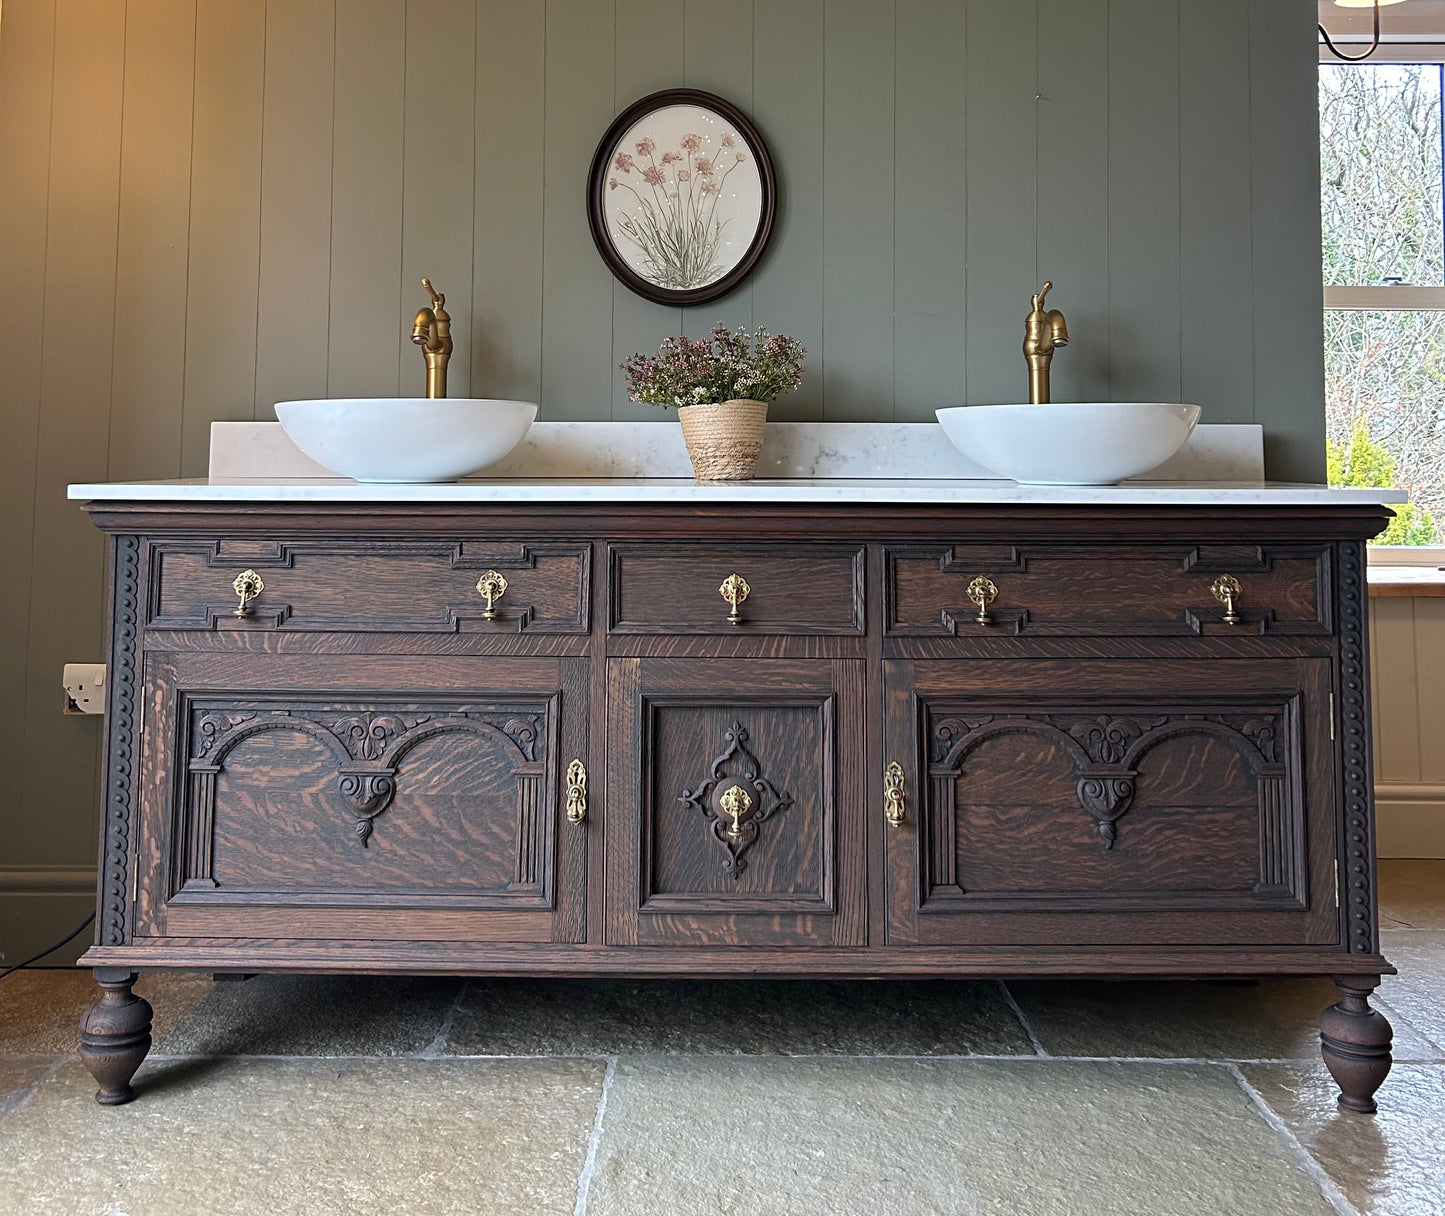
[883,658,1339,947]
[135,652,588,944]
[606,658,866,947]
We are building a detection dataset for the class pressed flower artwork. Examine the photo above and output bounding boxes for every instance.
[588,90,775,305]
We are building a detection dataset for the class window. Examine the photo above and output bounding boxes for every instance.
[1320,57,1445,548]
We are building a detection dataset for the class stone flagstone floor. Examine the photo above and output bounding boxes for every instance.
[0,860,1441,1216]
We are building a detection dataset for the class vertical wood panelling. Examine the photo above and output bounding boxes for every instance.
[1,0,1368,934]
[1107,0,1181,405]
[1413,599,1445,784]
[18,0,127,869]
[541,0,615,418]
[822,0,895,420]
[108,0,196,482]
[750,0,824,420]
[181,0,264,475]
[964,0,1036,406]
[1372,597,1422,782]
[474,0,545,405]
[1035,0,1109,404]
[254,1,335,417]
[0,0,58,869]
[892,0,966,422]
[399,0,475,399]
[1179,0,1254,425]
[328,0,405,401]
[610,0,684,421]
[681,0,754,339]
[1250,0,1327,483]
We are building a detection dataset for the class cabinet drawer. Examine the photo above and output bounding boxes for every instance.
[885,543,1330,639]
[608,543,865,634]
[146,538,589,634]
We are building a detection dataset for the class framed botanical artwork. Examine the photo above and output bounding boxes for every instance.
[587,89,776,306]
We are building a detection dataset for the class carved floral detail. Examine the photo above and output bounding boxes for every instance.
[1061,715,1169,765]
[330,713,418,761]
[336,773,396,846]
[679,721,794,877]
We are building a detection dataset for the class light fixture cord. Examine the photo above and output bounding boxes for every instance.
[1320,0,1384,63]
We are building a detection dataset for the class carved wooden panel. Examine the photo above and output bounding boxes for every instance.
[606,658,866,947]
[147,539,589,633]
[133,652,587,945]
[885,543,1330,638]
[883,657,1340,947]
[608,543,866,634]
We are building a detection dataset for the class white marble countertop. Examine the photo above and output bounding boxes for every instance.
[67,476,1407,507]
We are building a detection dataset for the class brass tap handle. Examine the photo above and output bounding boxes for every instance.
[884,762,907,827]
[1211,574,1243,625]
[565,759,588,825]
[475,570,508,620]
[966,575,998,626]
[232,570,264,618]
[421,277,445,311]
[719,573,750,625]
[719,783,753,838]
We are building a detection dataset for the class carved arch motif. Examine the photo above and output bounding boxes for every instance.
[931,711,1284,851]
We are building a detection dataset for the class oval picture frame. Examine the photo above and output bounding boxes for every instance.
[587,89,776,306]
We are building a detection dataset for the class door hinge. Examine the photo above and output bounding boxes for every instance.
[1328,692,1335,741]
[137,696,145,734]
[131,863,139,904]
[1333,858,1340,908]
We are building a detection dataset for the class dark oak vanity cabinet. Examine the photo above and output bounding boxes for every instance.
[75,498,1396,1114]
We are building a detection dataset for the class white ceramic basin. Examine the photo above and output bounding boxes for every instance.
[275,398,538,483]
[935,402,1202,486]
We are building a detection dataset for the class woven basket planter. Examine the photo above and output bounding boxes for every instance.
[676,399,769,481]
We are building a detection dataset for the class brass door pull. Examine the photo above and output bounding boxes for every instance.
[719,783,754,837]
[565,759,587,825]
[719,573,750,625]
[476,570,508,620]
[966,575,998,626]
[884,761,907,827]
[232,570,264,617]
[1211,574,1243,625]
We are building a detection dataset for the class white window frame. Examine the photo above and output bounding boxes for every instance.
[1320,43,1445,566]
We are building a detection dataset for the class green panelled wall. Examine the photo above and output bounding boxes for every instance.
[0,0,1325,958]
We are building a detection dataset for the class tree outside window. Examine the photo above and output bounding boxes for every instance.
[1321,61,1445,545]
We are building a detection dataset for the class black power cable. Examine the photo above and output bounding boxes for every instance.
[0,912,95,982]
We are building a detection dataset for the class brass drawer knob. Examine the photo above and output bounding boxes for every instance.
[966,575,998,626]
[232,569,264,617]
[719,573,750,625]
[1211,574,1243,624]
[565,759,587,825]
[884,761,907,827]
[719,783,754,837]
[475,570,508,620]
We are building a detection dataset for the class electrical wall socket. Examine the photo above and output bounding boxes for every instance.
[63,663,106,715]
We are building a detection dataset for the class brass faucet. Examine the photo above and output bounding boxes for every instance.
[411,278,453,399]
[1023,280,1069,404]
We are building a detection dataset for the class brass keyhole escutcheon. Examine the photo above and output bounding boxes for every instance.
[564,759,588,825]
[719,573,750,625]
[1211,574,1243,625]
[966,575,998,626]
[883,762,907,827]
[476,570,508,620]
[232,569,264,618]
[719,783,753,837]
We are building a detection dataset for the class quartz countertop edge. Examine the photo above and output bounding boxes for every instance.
[67,477,1408,507]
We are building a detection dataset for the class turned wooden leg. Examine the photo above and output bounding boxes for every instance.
[79,969,153,1106]
[1320,975,1393,1115]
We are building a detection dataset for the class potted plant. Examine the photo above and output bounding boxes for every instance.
[621,323,807,481]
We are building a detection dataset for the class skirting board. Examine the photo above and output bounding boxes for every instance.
[1376,785,1445,859]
